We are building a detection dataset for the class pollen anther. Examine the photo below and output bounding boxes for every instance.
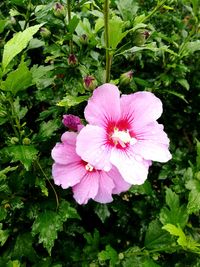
[85,163,94,172]
[111,129,135,147]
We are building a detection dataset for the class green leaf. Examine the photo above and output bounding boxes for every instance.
[32,210,61,255]
[67,15,80,33]
[130,180,153,195]
[122,256,143,267]
[186,180,200,214]
[1,145,38,170]
[177,78,190,90]
[116,0,139,21]
[28,38,45,50]
[122,247,161,266]
[13,97,28,119]
[144,219,173,251]
[162,223,200,253]
[0,166,18,180]
[58,200,80,222]
[0,207,7,221]
[10,196,24,210]
[37,120,60,141]
[98,245,118,267]
[0,20,7,34]
[108,16,129,51]
[134,77,152,88]
[184,40,200,55]
[2,24,43,70]
[31,64,54,90]
[143,259,161,267]
[35,177,48,197]
[94,17,104,33]
[188,190,200,214]
[196,139,200,169]
[9,0,26,6]
[94,204,110,223]
[161,90,188,103]
[6,260,21,267]
[162,224,187,247]
[159,188,188,228]
[57,95,88,107]
[32,201,79,254]
[0,61,32,95]
[12,232,37,262]
[0,223,9,246]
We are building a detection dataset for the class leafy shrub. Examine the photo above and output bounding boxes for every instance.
[0,0,200,266]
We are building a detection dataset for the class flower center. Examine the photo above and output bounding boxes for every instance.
[111,128,137,148]
[85,163,94,172]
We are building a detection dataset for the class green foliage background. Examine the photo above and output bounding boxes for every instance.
[0,0,200,266]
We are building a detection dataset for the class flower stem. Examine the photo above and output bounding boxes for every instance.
[141,0,167,23]
[104,0,111,83]
[36,159,59,209]
[67,0,73,53]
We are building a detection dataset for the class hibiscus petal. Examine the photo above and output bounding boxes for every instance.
[110,148,149,185]
[76,125,112,171]
[52,162,85,188]
[84,83,121,127]
[133,141,172,162]
[107,166,131,194]
[51,138,80,164]
[94,171,115,203]
[134,122,170,145]
[72,172,99,204]
[61,131,77,144]
[120,92,163,131]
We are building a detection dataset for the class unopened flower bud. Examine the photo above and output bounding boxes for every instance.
[68,54,78,66]
[53,2,66,19]
[22,138,31,145]
[144,30,150,39]
[134,29,150,46]
[10,137,19,144]
[40,27,51,39]
[80,34,88,44]
[118,253,124,260]
[62,114,83,131]
[83,75,97,90]
[119,70,133,85]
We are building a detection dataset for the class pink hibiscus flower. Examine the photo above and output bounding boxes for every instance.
[76,83,172,185]
[51,131,131,204]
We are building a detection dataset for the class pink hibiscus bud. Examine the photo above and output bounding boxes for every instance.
[62,114,82,131]
[144,30,150,39]
[51,131,131,204]
[76,83,172,186]
[83,75,97,90]
[119,70,133,85]
[53,2,66,19]
[68,54,78,66]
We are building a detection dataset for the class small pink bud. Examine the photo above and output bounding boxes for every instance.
[144,31,150,39]
[62,114,82,131]
[83,75,97,90]
[119,70,133,85]
[53,3,66,19]
[68,54,78,66]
